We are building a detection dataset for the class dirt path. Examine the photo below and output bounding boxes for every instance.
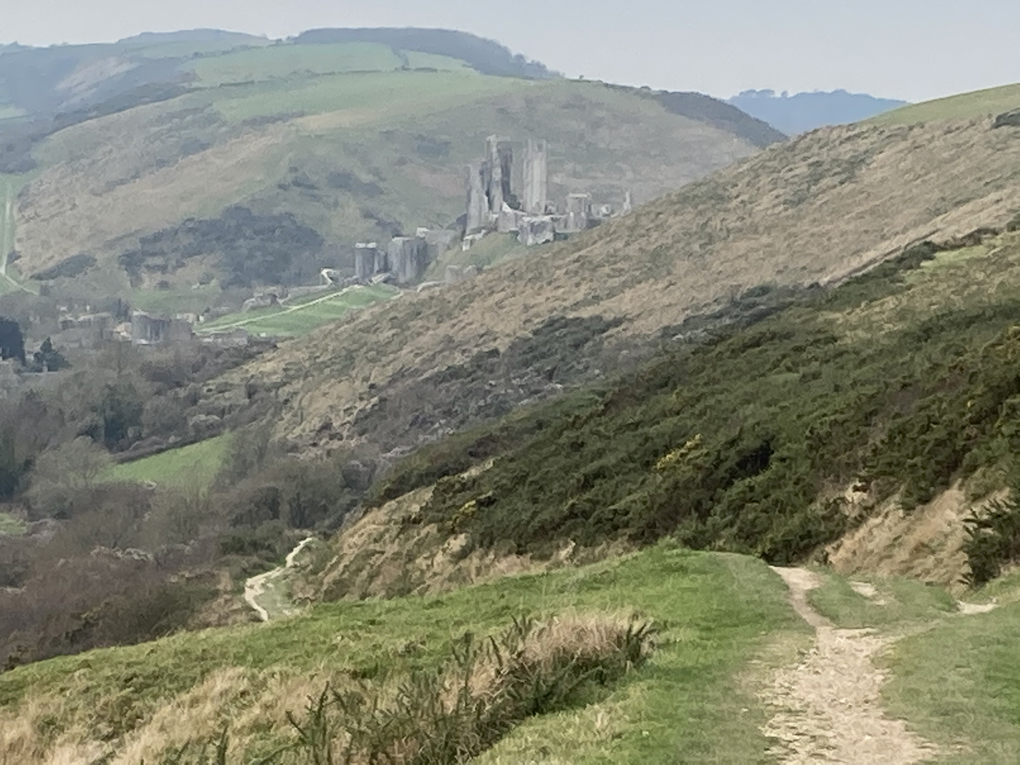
[760,567,938,765]
[0,182,30,294]
[244,537,317,622]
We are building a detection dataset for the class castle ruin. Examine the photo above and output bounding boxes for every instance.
[461,136,630,249]
[523,139,549,215]
[130,311,193,346]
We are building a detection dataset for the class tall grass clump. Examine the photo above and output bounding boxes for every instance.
[146,614,653,764]
[281,614,654,764]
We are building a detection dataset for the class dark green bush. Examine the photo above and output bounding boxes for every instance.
[963,496,1020,586]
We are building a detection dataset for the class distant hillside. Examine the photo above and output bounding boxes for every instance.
[117,29,270,46]
[293,27,557,80]
[4,58,768,297]
[644,89,785,148]
[872,82,1020,125]
[197,113,1020,465]
[728,89,907,134]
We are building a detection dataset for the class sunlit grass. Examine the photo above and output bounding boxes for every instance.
[102,436,231,489]
[0,548,803,762]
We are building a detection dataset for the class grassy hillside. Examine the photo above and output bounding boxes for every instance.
[874,82,1020,125]
[0,547,803,763]
[2,34,772,305]
[196,114,1020,466]
[104,436,231,489]
[183,42,409,86]
[197,284,398,337]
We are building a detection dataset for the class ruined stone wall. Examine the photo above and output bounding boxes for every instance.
[523,139,549,215]
[466,163,489,234]
[354,243,378,280]
[563,193,593,233]
[130,311,194,346]
[518,216,556,247]
[387,236,430,285]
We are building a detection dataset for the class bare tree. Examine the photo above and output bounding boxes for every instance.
[26,437,111,518]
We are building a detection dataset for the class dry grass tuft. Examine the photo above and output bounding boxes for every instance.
[274,613,654,764]
[110,668,252,765]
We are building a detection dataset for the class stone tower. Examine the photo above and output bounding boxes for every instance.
[354,242,378,280]
[465,163,488,234]
[483,136,514,215]
[523,139,549,215]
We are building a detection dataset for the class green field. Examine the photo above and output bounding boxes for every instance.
[402,50,471,71]
[212,69,532,124]
[198,284,398,337]
[103,436,231,489]
[873,82,1020,124]
[0,511,26,536]
[118,35,273,60]
[129,284,222,315]
[184,42,406,87]
[0,547,805,762]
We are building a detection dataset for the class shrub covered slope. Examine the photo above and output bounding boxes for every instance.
[373,228,1020,577]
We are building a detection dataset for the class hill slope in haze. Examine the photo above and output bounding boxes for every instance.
[1,35,776,299]
[873,82,1020,125]
[198,112,1020,461]
[729,89,908,134]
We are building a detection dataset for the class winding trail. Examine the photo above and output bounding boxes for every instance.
[244,537,317,622]
[760,567,938,765]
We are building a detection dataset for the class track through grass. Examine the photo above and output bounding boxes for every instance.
[806,567,1020,763]
[198,284,398,337]
[0,548,803,763]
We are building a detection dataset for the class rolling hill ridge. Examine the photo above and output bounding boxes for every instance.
[0,30,780,303]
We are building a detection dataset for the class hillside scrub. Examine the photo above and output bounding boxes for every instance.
[197,113,1020,467]
[372,231,1020,576]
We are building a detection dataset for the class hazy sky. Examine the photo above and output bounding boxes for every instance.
[2,0,1018,102]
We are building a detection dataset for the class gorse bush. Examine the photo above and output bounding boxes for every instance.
[963,495,1020,586]
[374,230,1020,567]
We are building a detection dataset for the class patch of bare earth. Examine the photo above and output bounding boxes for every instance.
[761,567,938,765]
[827,482,1007,590]
[295,470,626,603]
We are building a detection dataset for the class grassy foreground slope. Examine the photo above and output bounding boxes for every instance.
[0,548,803,763]
[203,113,1020,459]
